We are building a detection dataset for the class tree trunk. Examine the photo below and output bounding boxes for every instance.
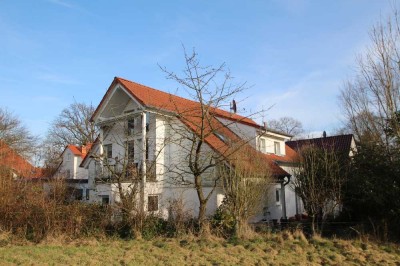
[198,200,207,226]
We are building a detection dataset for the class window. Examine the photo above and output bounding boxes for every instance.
[275,189,281,204]
[127,118,135,136]
[148,195,159,211]
[74,189,83,201]
[146,112,150,132]
[127,141,135,161]
[101,196,110,205]
[67,153,71,161]
[86,189,90,200]
[145,138,149,160]
[66,169,71,178]
[274,142,281,155]
[104,144,112,158]
[259,138,266,153]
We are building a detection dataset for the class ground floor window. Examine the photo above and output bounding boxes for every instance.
[275,188,281,204]
[101,195,110,205]
[148,195,158,211]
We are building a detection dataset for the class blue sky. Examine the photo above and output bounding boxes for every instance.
[0,0,394,138]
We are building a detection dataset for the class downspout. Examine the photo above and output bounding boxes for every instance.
[281,175,291,220]
[141,112,147,213]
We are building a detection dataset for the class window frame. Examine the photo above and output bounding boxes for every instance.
[274,141,281,155]
[104,144,112,159]
[259,138,266,153]
[127,118,135,136]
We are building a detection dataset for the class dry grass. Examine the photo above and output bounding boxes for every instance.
[0,231,399,265]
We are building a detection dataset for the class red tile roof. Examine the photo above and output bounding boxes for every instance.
[91,77,291,178]
[67,143,93,159]
[265,145,299,163]
[91,77,259,128]
[0,140,42,178]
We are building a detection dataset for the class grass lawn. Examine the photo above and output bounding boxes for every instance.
[0,233,399,265]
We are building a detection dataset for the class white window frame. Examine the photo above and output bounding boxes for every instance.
[259,138,266,153]
[274,141,281,155]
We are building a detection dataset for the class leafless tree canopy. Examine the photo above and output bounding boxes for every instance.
[0,107,37,158]
[219,145,272,236]
[339,9,400,146]
[293,145,347,235]
[42,102,98,167]
[160,47,252,227]
[268,116,304,136]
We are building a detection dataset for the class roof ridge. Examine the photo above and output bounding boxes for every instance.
[287,134,353,142]
[116,76,201,107]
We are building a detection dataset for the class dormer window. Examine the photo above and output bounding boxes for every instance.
[274,141,281,155]
[259,138,266,153]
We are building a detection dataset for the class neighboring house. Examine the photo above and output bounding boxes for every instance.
[286,133,356,217]
[286,133,356,157]
[79,77,303,221]
[0,140,41,179]
[53,144,92,201]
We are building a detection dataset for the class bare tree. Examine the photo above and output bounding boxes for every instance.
[268,116,304,137]
[219,145,272,236]
[160,47,260,229]
[292,145,347,235]
[0,107,37,158]
[339,9,400,146]
[43,101,98,169]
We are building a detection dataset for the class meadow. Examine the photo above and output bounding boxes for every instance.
[0,231,399,265]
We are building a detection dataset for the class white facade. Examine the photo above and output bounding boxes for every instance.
[79,79,304,222]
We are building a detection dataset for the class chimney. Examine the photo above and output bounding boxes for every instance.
[263,121,268,129]
[81,145,87,155]
[230,99,237,113]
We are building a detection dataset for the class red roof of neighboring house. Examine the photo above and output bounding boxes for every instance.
[0,140,41,178]
[286,134,354,154]
[67,143,93,159]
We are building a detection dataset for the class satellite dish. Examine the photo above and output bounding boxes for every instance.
[230,99,237,113]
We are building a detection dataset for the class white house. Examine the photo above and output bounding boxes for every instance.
[53,144,92,201]
[80,77,304,221]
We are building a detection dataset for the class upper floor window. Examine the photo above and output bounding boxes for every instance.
[259,138,266,153]
[146,112,150,132]
[127,118,135,136]
[67,153,71,161]
[104,144,112,158]
[127,141,135,161]
[274,141,281,155]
